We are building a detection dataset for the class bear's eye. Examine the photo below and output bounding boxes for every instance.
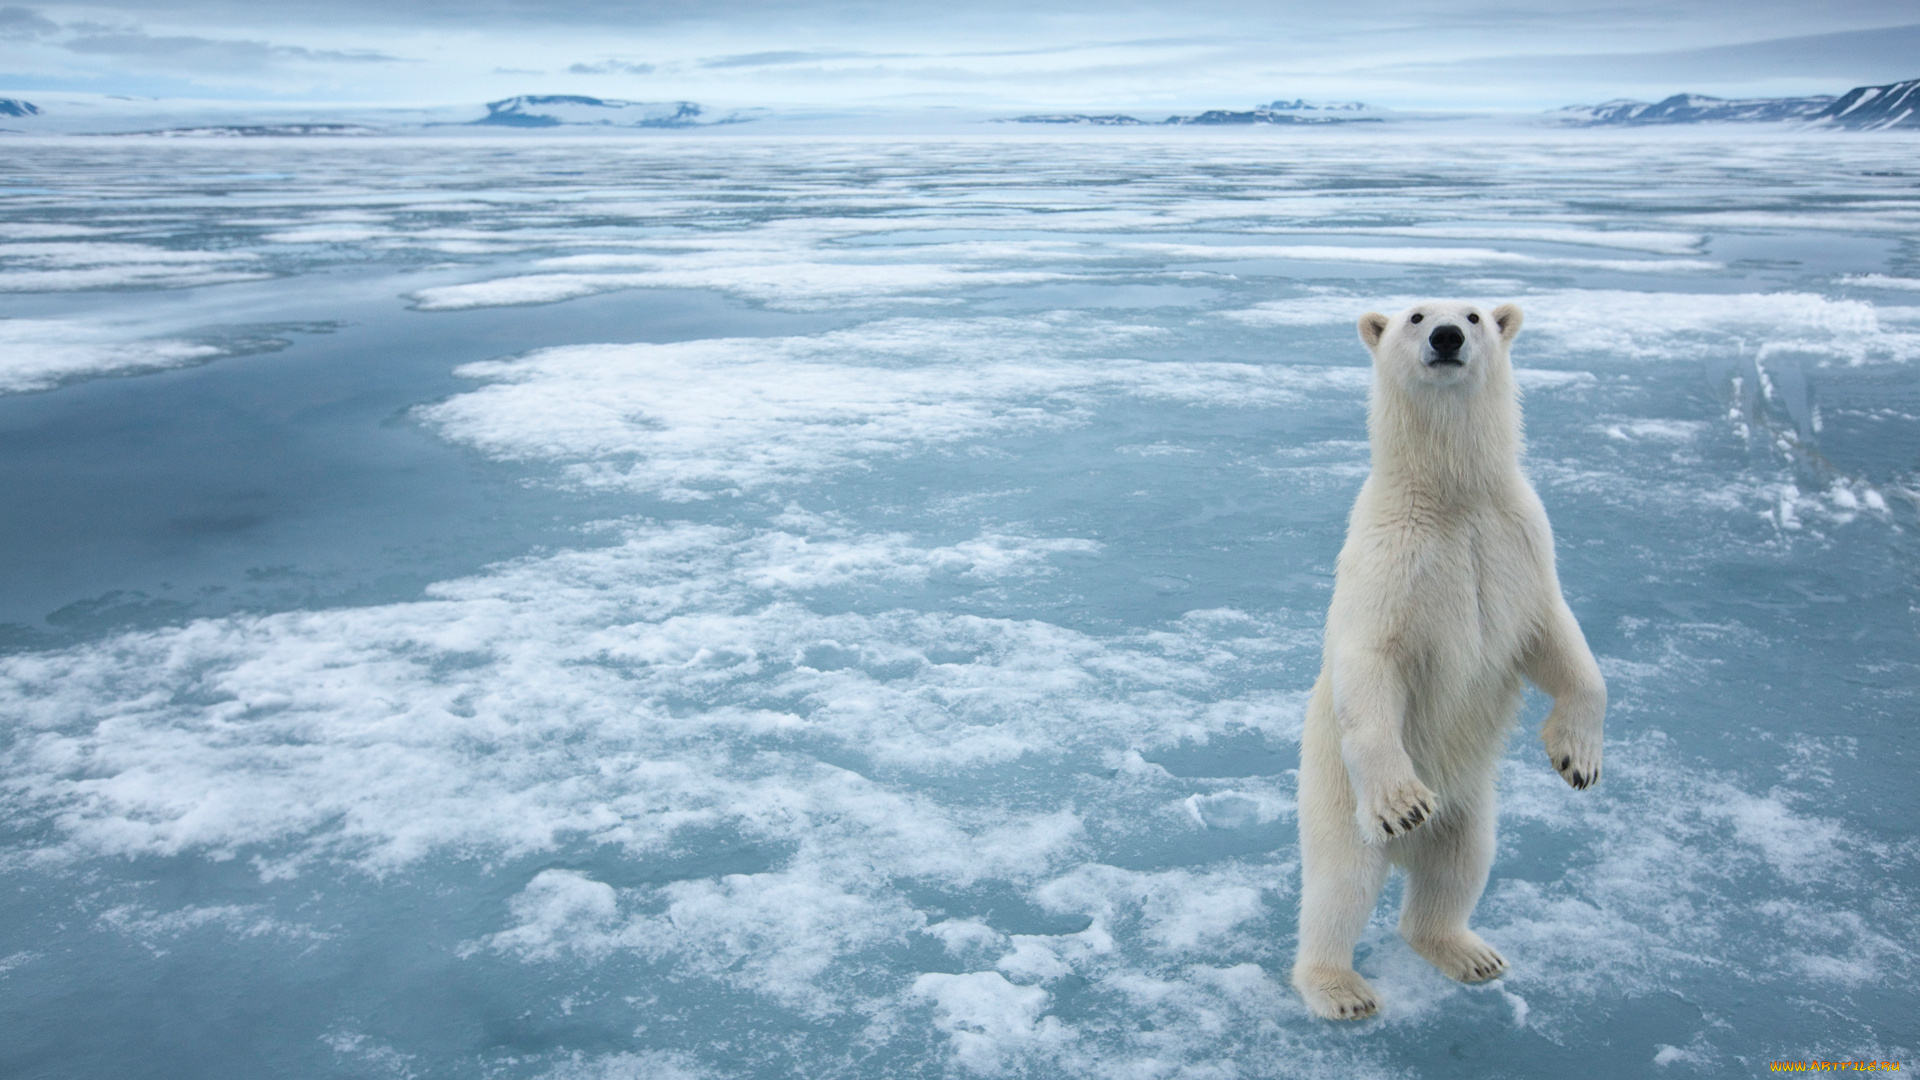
[1467,313,1480,324]
[1409,313,1424,324]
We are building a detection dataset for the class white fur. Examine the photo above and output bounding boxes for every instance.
[1291,301,1606,1021]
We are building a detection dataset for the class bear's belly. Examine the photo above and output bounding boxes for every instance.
[1399,650,1524,788]
[1390,534,1537,779]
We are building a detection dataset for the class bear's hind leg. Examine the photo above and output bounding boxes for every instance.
[1293,804,1390,1018]
[1398,786,1508,983]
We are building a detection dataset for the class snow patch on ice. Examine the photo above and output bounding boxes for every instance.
[1226,289,1919,366]
[1036,863,1270,954]
[1184,789,1288,829]
[0,518,1275,873]
[1839,274,1920,291]
[0,317,227,393]
[1602,419,1708,442]
[409,251,1070,311]
[481,869,619,961]
[0,241,265,292]
[420,317,1369,498]
[532,1051,714,1080]
[914,971,1067,1075]
[1128,242,1717,273]
[98,903,331,953]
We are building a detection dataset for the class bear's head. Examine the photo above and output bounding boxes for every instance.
[1356,301,1522,394]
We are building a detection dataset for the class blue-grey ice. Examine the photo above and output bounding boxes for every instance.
[0,129,1915,1077]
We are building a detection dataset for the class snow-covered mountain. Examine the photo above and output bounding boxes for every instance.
[1002,114,1147,125]
[1546,93,1835,126]
[111,124,381,138]
[474,95,739,128]
[1808,78,1920,130]
[1261,99,1384,117]
[1546,78,1920,129]
[0,94,490,134]
[1007,99,1390,126]
[1165,99,1387,125]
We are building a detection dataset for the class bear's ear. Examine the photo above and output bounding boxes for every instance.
[1358,312,1389,350]
[1492,303,1523,344]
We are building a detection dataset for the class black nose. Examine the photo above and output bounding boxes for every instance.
[1429,324,1464,352]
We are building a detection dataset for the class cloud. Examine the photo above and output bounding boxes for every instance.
[6,0,1919,107]
[61,31,403,67]
[26,0,1920,38]
[0,7,406,73]
[1350,21,1920,91]
[567,59,655,74]
[0,4,57,38]
[941,36,1232,59]
[699,49,901,69]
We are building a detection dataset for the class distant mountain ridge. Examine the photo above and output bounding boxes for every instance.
[1004,114,1146,125]
[474,96,734,128]
[1007,100,1387,126]
[1548,93,1835,126]
[1550,77,1920,129]
[1184,99,1387,124]
[101,124,381,138]
[1808,78,1920,130]
[5,80,1915,136]
[1166,99,1386,125]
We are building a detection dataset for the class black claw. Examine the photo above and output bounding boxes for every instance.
[1570,770,1584,787]
[1559,756,1571,770]
[1382,821,1394,835]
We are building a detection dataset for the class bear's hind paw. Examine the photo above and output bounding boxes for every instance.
[1292,965,1379,1020]
[1409,931,1508,984]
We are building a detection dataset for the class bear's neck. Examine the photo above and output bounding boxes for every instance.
[1368,373,1523,504]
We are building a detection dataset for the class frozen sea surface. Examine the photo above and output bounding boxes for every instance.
[1,131,1916,1078]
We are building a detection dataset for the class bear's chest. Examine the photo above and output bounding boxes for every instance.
[1394,514,1539,675]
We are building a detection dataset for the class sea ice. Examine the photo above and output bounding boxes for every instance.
[0,130,1913,1079]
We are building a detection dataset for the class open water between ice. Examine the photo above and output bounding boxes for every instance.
[1,131,1916,1078]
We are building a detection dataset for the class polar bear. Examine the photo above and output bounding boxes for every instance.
[1290,301,1606,1021]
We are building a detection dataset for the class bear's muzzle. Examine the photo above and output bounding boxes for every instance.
[1425,323,1465,367]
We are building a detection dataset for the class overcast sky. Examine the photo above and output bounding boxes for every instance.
[4,1,1918,111]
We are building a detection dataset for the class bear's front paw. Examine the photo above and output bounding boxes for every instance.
[1542,724,1602,790]
[1358,777,1437,841]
